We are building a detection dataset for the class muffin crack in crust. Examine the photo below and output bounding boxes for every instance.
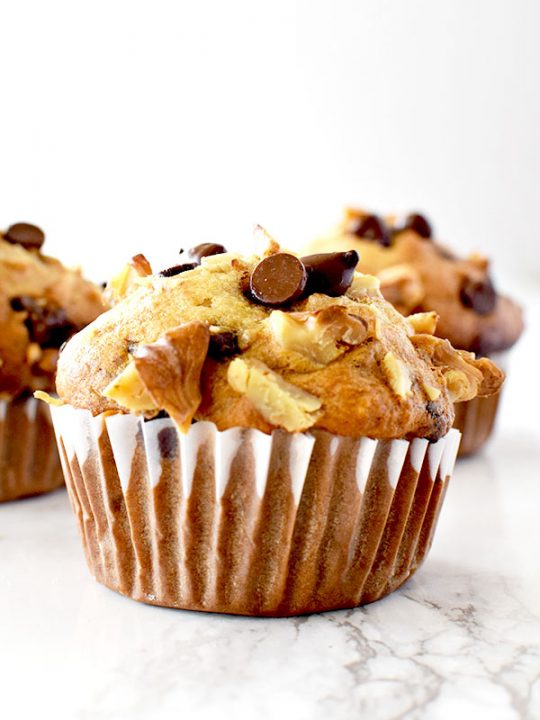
[54,236,504,440]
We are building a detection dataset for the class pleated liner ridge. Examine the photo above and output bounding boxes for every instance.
[51,405,461,616]
[453,392,501,457]
[0,397,64,502]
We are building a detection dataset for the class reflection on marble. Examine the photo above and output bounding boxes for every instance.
[1,299,539,720]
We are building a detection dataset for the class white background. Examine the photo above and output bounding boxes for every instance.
[0,0,539,288]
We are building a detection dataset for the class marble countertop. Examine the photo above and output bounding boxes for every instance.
[1,297,539,720]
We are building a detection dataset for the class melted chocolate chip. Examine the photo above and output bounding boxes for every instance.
[459,277,497,315]
[208,331,240,359]
[302,250,359,296]
[250,253,307,307]
[158,262,198,277]
[352,215,391,247]
[404,213,432,239]
[157,426,178,459]
[4,222,45,250]
[10,296,77,347]
[184,243,227,262]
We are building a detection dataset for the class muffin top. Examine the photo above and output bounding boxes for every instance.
[53,232,503,441]
[0,223,105,400]
[306,208,524,355]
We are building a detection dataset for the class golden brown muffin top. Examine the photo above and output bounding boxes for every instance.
[53,233,503,441]
[306,209,524,355]
[0,223,105,400]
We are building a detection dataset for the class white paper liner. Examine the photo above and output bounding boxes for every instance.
[0,397,64,502]
[454,348,510,457]
[51,404,461,616]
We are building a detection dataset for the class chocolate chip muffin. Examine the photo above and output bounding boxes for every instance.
[0,222,105,501]
[44,233,502,615]
[306,209,524,456]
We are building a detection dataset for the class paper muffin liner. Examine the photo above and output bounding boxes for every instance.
[0,396,64,502]
[50,405,461,616]
[454,349,509,458]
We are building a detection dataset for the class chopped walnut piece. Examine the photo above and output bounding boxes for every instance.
[269,306,369,365]
[348,272,381,298]
[411,334,504,401]
[133,321,210,431]
[227,357,322,432]
[382,351,412,399]
[129,253,153,277]
[104,255,153,305]
[408,311,438,335]
[102,360,157,413]
[422,381,441,401]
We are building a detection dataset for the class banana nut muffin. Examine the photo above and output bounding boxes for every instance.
[46,235,504,614]
[307,208,524,357]
[306,209,523,456]
[0,222,105,501]
[1,222,105,399]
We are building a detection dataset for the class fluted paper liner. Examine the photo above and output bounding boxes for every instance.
[0,397,64,502]
[454,349,508,458]
[51,405,461,616]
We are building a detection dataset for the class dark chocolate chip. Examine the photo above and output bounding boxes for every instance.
[249,253,307,307]
[184,243,227,263]
[459,277,497,315]
[10,296,78,347]
[158,262,198,277]
[301,250,359,297]
[352,215,391,247]
[208,331,240,360]
[157,426,178,459]
[4,223,45,250]
[404,213,432,239]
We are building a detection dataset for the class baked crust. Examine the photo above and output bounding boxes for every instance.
[56,244,504,441]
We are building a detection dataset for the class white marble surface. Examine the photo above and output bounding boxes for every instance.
[1,297,539,720]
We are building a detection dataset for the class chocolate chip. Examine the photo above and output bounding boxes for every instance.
[208,331,240,360]
[301,250,359,296]
[249,253,307,307]
[157,426,178,459]
[158,262,198,278]
[404,213,432,239]
[459,277,497,315]
[184,243,227,263]
[10,296,77,347]
[352,215,391,247]
[4,223,45,250]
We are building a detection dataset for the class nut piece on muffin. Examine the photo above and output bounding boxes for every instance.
[0,222,105,501]
[305,208,523,455]
[54,238,503,442]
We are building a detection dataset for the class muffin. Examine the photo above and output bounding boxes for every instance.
[306,209,524,456]
[42,235,503,615]
[0,222,105,501]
